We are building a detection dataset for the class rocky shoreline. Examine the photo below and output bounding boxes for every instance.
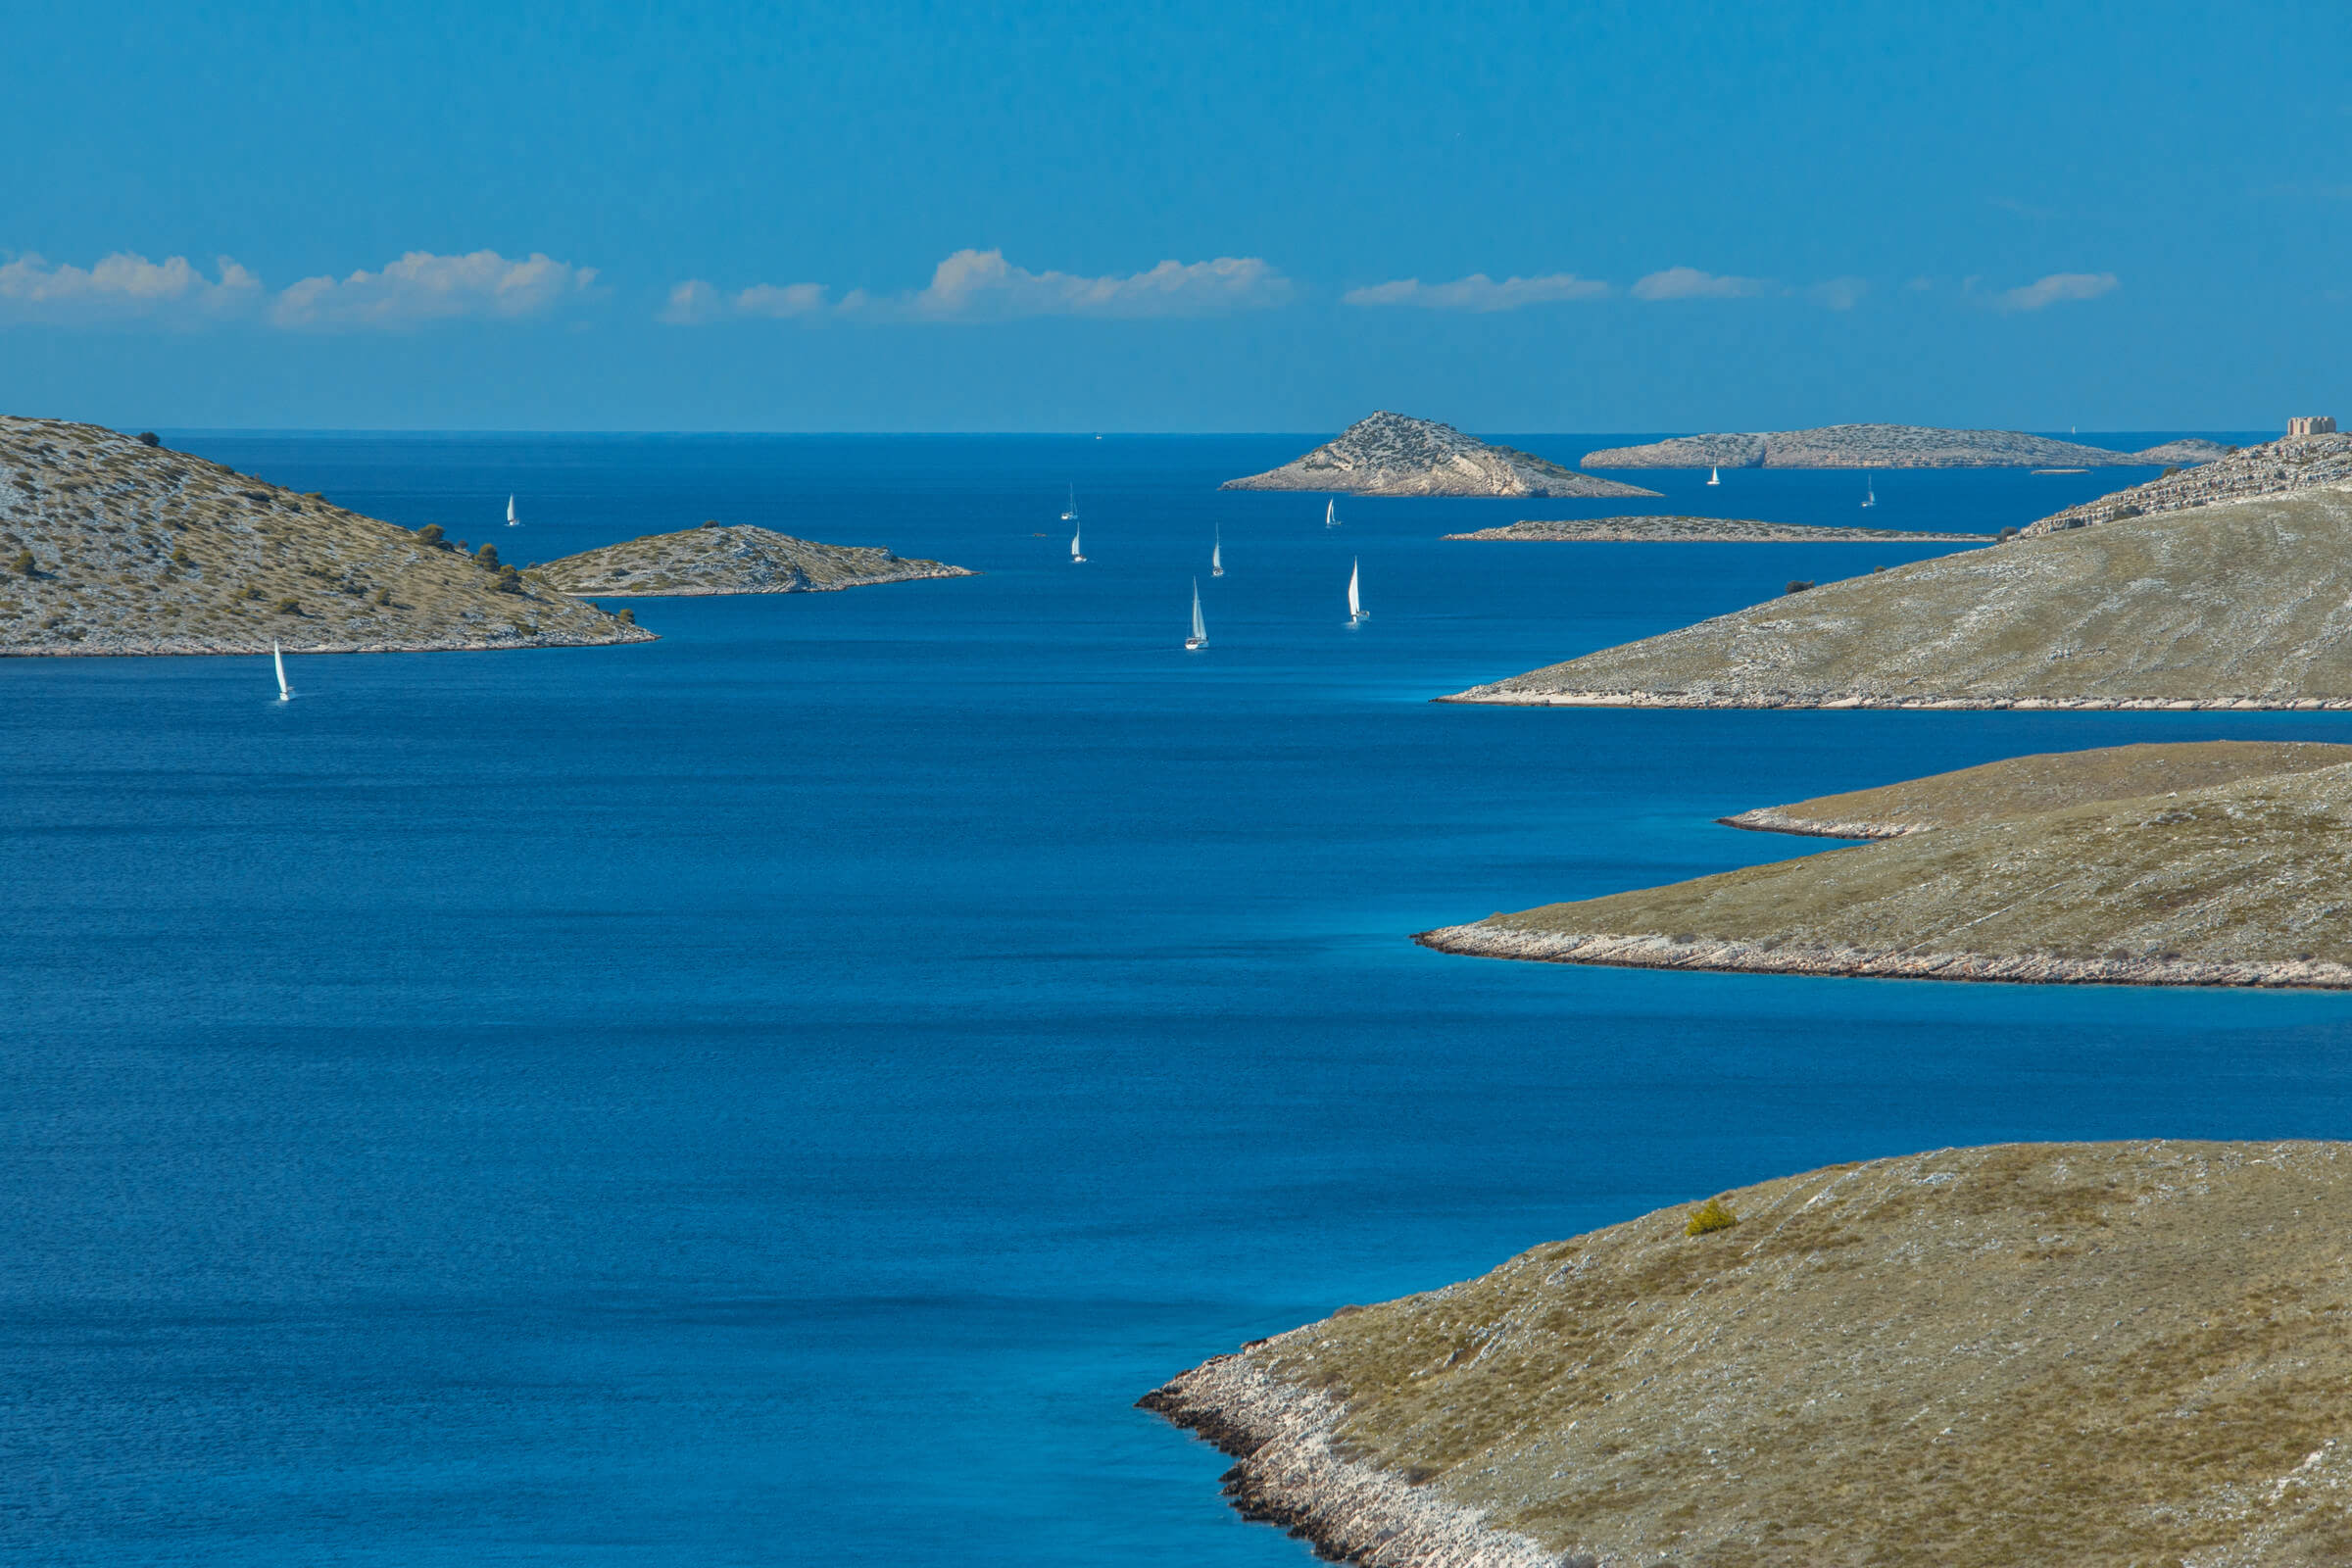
[1139,1348,1568,1568]
[1437,688,2352,710]
[2024,432,2352,535]
[1223,412,1658,499]
[1578,423,2226,469]
[1444,515,1984,544]
[1715,807,1918,838]
[1413,922,2352,990]
[0,626,657,657]
[539,523,974,597]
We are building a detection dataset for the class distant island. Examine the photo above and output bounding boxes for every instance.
[1446,515,1986,544]
[1441,486,2352,710]
[1147,1139,2352,1565]
[1222,412,1662,498]
[0,416,650,656]
[1579,422,2231,469]
[540,523,973,597]
[1420,741,2352,988]
[2028,429,2352,536]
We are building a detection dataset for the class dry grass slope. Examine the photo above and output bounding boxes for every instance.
[1431,756,2352,986]
[539,523,974,597]
[1446,487,2352,710]
[1201,1141,2352,1568]
[1445,515,1985,544]
[0,416,651,655]
[1724,739,2352,839]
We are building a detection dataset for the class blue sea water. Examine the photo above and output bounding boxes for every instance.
[7,430,2344,1566]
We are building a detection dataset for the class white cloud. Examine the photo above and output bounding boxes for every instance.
[662,249,1290,325]
[1808,276,1869,311]
[1631,267,1776,302]
[906,248,1289,319]
[1994,271,2118,312]
[1341,272,1609,312]
[0,252,262,326]
[270,251,598,329]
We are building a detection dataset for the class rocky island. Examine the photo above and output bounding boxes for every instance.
[1579,423,2230,469]
[1720,739,2352,839]
[1147,1139,2352,1567]
[0,416,650,655]
[1418,742,2352,989]
[1442,486,2352,710]
[1223,413,1661,499]
[2027,431,2352,536]
[1446,515,1985,544]
[539,523,972,597]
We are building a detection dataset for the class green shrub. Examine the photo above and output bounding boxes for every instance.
[616,607,636,625]
[2159,466,2180,478]
[416,523,445,546]
[243,585,266,600]
[474,543,501,569]
[1685,1198,1739,1237]
[494,565,523,594]
[10,548,30,576]
[702,519,720,529]
[136,431,160,447]
[275,597,302,615]
[373,587,391,606]
[171,545,193,566]
[1785,579,1815,595]
[1998,525,2020,540]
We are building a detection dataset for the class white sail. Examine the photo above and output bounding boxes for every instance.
[1324,499,1337,528]
[1211,527,1223,576]
[1070,521,1083,562]
[1861,471,1877,509]
[272,641,290,701]
[1060,484,1077,522]
[1348,558,1362,620]
[506,494,517,526]
[1186,578,1206,648]
[1707,466,1720,486]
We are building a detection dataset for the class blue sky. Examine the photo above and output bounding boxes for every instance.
[4,0,2344,431]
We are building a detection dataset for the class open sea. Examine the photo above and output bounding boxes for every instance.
[11,430,2348,1566]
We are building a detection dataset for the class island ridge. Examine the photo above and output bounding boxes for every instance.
[1579,423,2230,469]
[539,523,973,597]
[1222,413,1662,499]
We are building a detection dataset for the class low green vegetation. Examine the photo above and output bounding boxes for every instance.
[1682,1197,1737,1235]
[539,523,973,597]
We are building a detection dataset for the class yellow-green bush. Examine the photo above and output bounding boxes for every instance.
[1685,1198,1739,1237]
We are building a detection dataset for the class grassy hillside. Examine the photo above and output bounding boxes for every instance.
[539,523,973,597]
[1725,739,2352,838]
[1446,487,2352,710]
[1425,755,2352,986]
[1153,1141,2352,1567]
[0,416,651,655]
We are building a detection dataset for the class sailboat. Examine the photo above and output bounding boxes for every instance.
[1324,498,1339,528]
[1065,487,1086,562]
[1185,578,1207,650]
[1347,558,1366,623]
[1861,470,1878,510]
[1210,526,1224,577]
[1706,466,1721,486]
[272,641,291,702]
[506,494,519,527]
[1060,484,1077,522]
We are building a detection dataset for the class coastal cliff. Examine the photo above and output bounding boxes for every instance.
[1148,1141,2352,1566]
[1579,423,2229,469]
[0,416,651,655]
[1223,413,1661,499]
[1446,515,1984,544]
[1442,487,2352,710]
[540,523,973,597]
[1419,747,2352,989]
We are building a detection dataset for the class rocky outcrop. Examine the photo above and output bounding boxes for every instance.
[1443,487,2352,710]
[1446,515,1985,544]
[1580,423,2224,469]
[1149,1142,2352,1565]
[539,524,972,597]
[1223,413,1661,498]
[2025,433,2352,536]
[0,416,651,655]
[1139,1354,1569,1568]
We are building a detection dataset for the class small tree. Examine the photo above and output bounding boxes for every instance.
[1998,525,2020,541]
[494,564,523,594]
[136,431,160,448]
[416,523,445,546]
[1785,579,1815,594]
[702,518,721,529]
[474,542,501,570]
[1685,1198,1739,1237]
[616,607,636,625]
[275,597,302,615]
[10,548,31,576]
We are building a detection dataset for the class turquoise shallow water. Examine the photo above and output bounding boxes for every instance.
[5,431,2339,1565]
